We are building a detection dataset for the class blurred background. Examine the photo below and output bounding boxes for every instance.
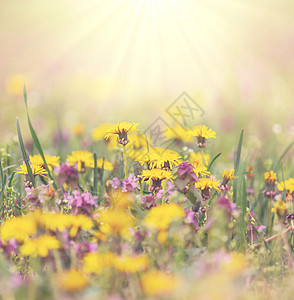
[1,0,294,158]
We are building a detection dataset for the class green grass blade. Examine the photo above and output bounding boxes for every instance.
[16,117,36,187]
[98,157,105,204]
[273,139,294,172]
[0,160,4,188]
[207,152,221,171]
[93,153,98,196]
[233,129,244,203]
[23,85,57,190]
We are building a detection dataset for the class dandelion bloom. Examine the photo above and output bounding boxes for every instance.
[96,158,113,171]
[114,255,149,273]
[92,124,117,149]
[72,123,84,136]
[66,150,94,172]
[104,122,139,146]
[195,177,220,199]
[149,147,182,170]
[98,209,134,237]
[20,234,60,257]
[59,269,88,292]
[264,171,277,184]
[278,178,294,194]
[83,252,115,274]
[140,169,173,193]
[272,200,286,217]
[67,215,94,237]
[141,270,181,297]
[0,215,37,242]
[190,152,210,166]
[16,163,48,178]
[187,125,216,148]
[29,154,60,169]
[164,125,194,143]
[221,169,237,186]
[110,189,135,210]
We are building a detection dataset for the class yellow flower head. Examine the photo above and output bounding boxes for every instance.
[29,154,60,169]
[187,125,216,148]
[114,255,149,273]
[190,152,210,166]
[20,234,60,257]
[92,124,117,149]
[104,122,139,146]
[0,214,37,242]
[97,209,134,237]
[140,169,173,183]
[67,215,94,237]
[83,252,115,274]
[110,189,135,210]
[278,178,294,194]
[37,211,71,232]
[96,158,113,171]
[59,269,88,292]
[5,74,30,96]
[144,204,184,231]
[141,270,181,297]
[221,169,237,185]
[128,133,149,149]
[193,164,210,178]
[72,123,85,136]
[272,200,286,216]
[195,177,220,199]
[149,148,182,170]
[264,170,277,184]
[164,125,194,143]
[16,163,48,178]
[66,150,94,172]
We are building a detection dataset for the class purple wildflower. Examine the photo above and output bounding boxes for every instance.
[174,161,198,192]
[54,162,79,190]
[109,177,121,189]
[141,194,157,209]
[66,190,98,215]
[216,196,240,219]
[122,174,140,192]
[0,239,17,258]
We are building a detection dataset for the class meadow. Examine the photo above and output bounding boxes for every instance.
[0,85,293,300]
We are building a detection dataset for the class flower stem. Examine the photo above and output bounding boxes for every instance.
[268,197,272,235]
[123,145,128,179]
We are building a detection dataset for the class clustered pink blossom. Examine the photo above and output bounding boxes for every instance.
[66,190,97,215]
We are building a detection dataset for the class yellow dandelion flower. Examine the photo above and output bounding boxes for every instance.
[92,124,118,149]
[96,158,113,171]
[193,164,210,177]
[5,74,30,96]
[83,251,115,274]
[149,147,182,170]
[140,169,173,182]
[20,234,60,257]
[38,212,71,232]
[30,154,60,169]
[141,270,181,297]
[195,177,220,199]
[264,170,277,184]
[144,204,184,231]
[72,123,84,136]
[16,163,48,178]
[272,200,286,216]
[59,269,88,292]
[67,215,94,237]
[221,169,237,185]
[164,125,194,143]
[98,209,134,237]
[278,178,294,194]
[110,189,135,210]
[0,215,37,242]
[128,133,149,149]
[187,125,216,148]
[190,152,210,166]
[66,150,94,172]
[104,122,139,146]
[114,255,149,273]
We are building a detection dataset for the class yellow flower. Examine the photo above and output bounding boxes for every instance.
[83,252,115,274]
[221,169,237,185]
[164,125,194,143]
[37,212,71,232]
[29,154,60,169]
[72,123,84,136]
[59,269,88,292]
[16,163,48,177]
[20,234,60,257]
[0,215,37,242]
[104,122,139,146]
[140,169,173,183]
[98,209,134,237]
[272,200,286,216]
[114,255,149,273]
[67,215,94,237]
[141,270,181,297]
[128,133,149,149]
[264,170,277,184]
[190,152,210,166]
[110,189,135,210]
[96,158,113,171]
[5,74,30,96]
[195,177,220,199]
[66,150,94,172]
[187,125,216,148]
[144,204,184,231]
[149,148,182,170]
[278,178,294,194]
[92,124,117,149]
[193,164,210,177]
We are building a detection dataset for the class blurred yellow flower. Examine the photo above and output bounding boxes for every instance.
[37,212,70,232]
[114,255,149,273]
[144,204,184,231]
[59,269,88,292]
[104,122,139,146]
[98,209,134,237]
[5,74,30,96]
[110,189,135,210]
[66,150,93,172]
[20,234,60,257]
[190,152,210,166]
[141,270,181,297]
[67,215,94,237]
[264,170,277,184]
[72,123,84,136]
[96,158,113,171]
[221,169,237,185]
[187,125,216,148]
[164,125,194,143]
[272,200,286,216]
[83,252,115,274]
[278,178,294,194]
[0,215,37,242]
[16,163,48,178]
[92,124,117,149]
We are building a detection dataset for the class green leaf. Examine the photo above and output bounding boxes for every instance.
[233,129,244,203]
[98,157,105,204]
[23,85,57,190]
[16,117,36,187]
[207,152,221,171]
[93,153,98,196]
